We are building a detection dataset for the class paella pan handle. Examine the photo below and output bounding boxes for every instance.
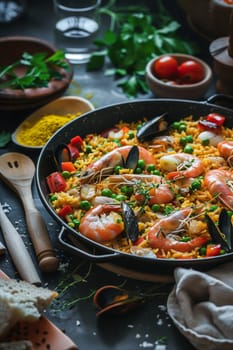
[206,94,233,110]
[58,227,122,262]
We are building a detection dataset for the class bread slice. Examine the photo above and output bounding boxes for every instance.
[0,340,33,350]
[0,279,58,339]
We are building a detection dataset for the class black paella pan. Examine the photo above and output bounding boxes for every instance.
[36,95,233,275]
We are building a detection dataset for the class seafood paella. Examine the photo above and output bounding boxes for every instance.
[46,111,233,260]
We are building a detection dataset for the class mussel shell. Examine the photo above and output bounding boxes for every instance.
[218,209,233,251]
[205,213,231,253]
[136,112,168,141]
[124,145,139,171]
[121,201,140,242]
[93,285,144,317]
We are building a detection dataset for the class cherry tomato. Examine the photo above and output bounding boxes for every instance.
[178,60,204,84]
[154,55,179,80]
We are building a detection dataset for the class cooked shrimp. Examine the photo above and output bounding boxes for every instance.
[160,153,204,180]
[109,174,175,204]
[217,141,233,166]
[147,207,208,252]
[81,145,156,181]
[204,169,233,210]
[79,204,124,242]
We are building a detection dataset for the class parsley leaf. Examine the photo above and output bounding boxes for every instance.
[0,50,71,90]
[87,2,198,98]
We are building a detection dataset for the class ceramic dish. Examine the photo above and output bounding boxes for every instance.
[0,36,73,111]
[146,53,213,99]
[0,270,78,350]
[12,96,95,151]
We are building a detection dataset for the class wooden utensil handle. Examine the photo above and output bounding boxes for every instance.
[24,208,59,272]
[0,205,41,284]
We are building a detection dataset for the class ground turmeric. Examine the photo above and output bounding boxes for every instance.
[16,113,81,147]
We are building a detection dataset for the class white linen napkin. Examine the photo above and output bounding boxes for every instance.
[167,261,233,350]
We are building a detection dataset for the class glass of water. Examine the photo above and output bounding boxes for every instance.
[53,0,102,64]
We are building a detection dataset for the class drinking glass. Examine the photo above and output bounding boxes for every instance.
[53,0,102,64]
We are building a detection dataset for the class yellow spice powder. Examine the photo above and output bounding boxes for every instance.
[16,113,81,147]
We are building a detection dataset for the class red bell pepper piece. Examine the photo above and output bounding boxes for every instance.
[67,143,80,160]
[46,171,66,192]
[206,113,226,126]
[61,161,76,172]
[70,135,83,149]
[58,204,73,218]
[206,244,221,257]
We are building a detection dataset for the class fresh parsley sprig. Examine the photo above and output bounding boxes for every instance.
[0,50,70,90]
[87,2,198,98]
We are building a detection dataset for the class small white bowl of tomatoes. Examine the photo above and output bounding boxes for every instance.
[146,53,213,99]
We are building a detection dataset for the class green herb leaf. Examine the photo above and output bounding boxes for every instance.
[0,131,11,147]
[0,50,70,90]
[87,1,199,98]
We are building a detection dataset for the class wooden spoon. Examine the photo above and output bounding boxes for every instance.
[0,152,58,272]
[0,202,41,285]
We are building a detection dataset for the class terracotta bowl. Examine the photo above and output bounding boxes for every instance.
[146,53,213,100]
[0,36,73,111]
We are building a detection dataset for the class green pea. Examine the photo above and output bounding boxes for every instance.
[114,165,122,174]
[208,205,218,212]
[151,204,161,212]
[101,188,113,197]
[137,159,146,170]
[172,121,180,130]
[186,135,193,143]
[68,222,75,228]
[80,200,91,210]
[183,144,193,154]
[62,170,71,179]
[227,210,233,217]
[199,246,206,256]
[121,185,133,196]
[147,164,155,172]
[178,123,186,132]
[73,219,80,227]
[134,167,142,174]
[191,180,201,191]
[115,194,127,201]
[153,169,161,176]
[85,145,92,154]
[128,131,135,139]
[50,195,58,201]
[180,137,187,146]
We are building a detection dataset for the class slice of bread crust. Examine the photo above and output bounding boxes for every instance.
[0,279,58,340]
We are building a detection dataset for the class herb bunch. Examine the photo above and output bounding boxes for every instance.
[0,49,70,90]
[87,1,198,98]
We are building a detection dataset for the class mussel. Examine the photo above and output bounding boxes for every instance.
[136,112,169,142]
[205,208,233,253]
[121,201,140,243]
[93,285,145,317]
